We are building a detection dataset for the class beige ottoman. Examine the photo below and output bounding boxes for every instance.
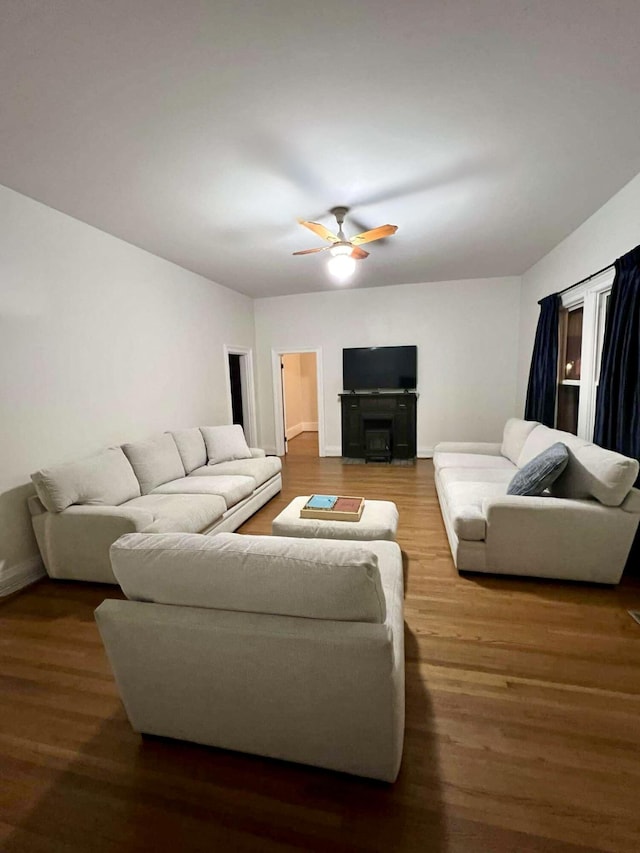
[272,496,398,541]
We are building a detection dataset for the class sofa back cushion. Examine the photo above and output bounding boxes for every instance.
[517,425,639,506]
[170,428,207,473]
[31,447,141,513]
[552,443,639,506]
[501,418,540,465]
[121,434,185,494]
[201,425,252,465]
[110,531,386,623]
[517,425,573,468]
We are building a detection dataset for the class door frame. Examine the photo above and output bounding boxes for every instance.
[271,347,325,457]
[223,345,258,447]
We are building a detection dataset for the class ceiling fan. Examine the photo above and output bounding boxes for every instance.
[293,206,398,282]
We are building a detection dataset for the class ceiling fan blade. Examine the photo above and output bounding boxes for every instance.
[348,216,394,246]
[350,246,369,259]
[348,215,372,235]
[298,219,340,243]
[350,224,398,246]
[292,246,330,256]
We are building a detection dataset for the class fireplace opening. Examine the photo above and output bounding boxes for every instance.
[363,418,393,463]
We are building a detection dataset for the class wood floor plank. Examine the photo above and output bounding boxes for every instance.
[2,430,639,852]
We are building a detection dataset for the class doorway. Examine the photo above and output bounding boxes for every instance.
[224,345,257,446]
[228,354,244,428]
[272,348,324,457]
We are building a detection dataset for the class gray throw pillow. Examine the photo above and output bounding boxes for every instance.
[507,442,569,497]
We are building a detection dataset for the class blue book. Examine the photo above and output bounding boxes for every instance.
[305,494,337,510]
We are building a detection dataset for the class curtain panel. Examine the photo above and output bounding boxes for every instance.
[594,244,640,474]
[524,293,560,427]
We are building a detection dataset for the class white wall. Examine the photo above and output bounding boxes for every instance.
[254,278,521,456]
[299,351,319,427]
[0,185,254,595]
[517,172,640,411]
[282,352,318,438]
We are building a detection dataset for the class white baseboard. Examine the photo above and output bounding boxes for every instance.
[273,442,430,459]
[285,423,304,440]
[285,422,319,440]
[320,446,432,458]
[0,555,45,598]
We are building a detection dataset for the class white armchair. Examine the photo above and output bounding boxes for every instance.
[95,531,405,782]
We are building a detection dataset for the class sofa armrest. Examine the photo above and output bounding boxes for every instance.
[249,448,266,458]
[28,494,47,516]
[32,504,156,583]
[621,487,640,514]
[63,504,155,527]
[434,441,503,456]
[481,495,638,584]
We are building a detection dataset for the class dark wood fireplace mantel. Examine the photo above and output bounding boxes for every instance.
[339,392,417,460]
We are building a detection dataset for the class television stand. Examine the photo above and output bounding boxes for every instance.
[340,392,417,460]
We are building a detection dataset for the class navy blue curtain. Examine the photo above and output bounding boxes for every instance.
[524,293,560,426]
[594,244,640,472]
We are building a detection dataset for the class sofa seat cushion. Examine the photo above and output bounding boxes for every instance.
[170,428,208,474]
[190,455,282,487]
[150,475,256,509]
[121,434,185,494]
[201,425,252,464]
[434,452,516,473]
[31,447,141,513]
[438,467,515,487]
[440,481,509,541]
[121,494,226,534]
[518,425,639,506]
[110,531,386,623]
[434,442,503,456]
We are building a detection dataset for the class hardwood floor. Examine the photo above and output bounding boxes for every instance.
[2,434,640,852]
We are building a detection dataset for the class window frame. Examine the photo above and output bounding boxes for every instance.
[559,267,614,440]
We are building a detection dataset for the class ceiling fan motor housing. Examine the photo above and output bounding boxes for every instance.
[330,205,349,223]
[330,206,350,239]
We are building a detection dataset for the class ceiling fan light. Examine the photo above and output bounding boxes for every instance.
[329,242,353,257]
[327,253,356,282]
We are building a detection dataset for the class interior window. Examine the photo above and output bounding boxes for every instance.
[563,307,583,381]
[557,306,583,435]
[556,270,613,439]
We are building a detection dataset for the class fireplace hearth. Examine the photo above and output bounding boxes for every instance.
[339,392,417,461]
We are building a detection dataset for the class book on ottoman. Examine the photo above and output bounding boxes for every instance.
[300,495,365,522]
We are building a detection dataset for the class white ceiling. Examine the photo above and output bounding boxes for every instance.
[2,1,640,298]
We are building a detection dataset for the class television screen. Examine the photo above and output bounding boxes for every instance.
[343,346,417,391]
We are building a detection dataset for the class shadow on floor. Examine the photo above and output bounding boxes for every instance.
[462,568,640,608]
[3,602,446,852]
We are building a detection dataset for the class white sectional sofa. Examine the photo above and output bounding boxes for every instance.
[96,530,405,782]
[29,426,282,583]
[434,418,640,584]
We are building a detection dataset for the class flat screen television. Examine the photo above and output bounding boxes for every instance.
[343,345,417,391]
